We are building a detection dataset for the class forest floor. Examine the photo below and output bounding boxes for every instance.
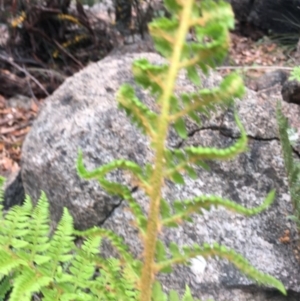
[0,28,298,179]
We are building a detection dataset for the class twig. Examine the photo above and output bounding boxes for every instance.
[26,67,66,81]
[53,40,84,68]
[0,53,49,96]
[23,64,38,103]
[0,122,30,135]
[256,83,282,94]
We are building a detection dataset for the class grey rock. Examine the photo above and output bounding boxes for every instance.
[21,52,300,300]
[226,0,253,22]
[3,169,25,209]
[282,79,300,105]
[255,70,289,92]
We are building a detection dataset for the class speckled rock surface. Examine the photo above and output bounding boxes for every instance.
[21,52,300,300]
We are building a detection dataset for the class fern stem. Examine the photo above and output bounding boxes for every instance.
[139,1,194,301]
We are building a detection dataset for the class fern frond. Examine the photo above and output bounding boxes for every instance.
[152,281,202,301]
[132,59,168,96]
[0,202,31,250]
[68,236,101,290]
[9,267,52,301]
[0,274,12,301]
[47,208,75,276]
[276,101,300,222]
[162,190,275,226]
[165,112,247,182]
[276,102,294,181]
[85,255,138,301]
[152,281,168,301]
[0,250,25,276]
[77,150,148,233]
[40,286,61,301]
[77,150,143,180]
[117,84,158,138]
[149,0,233,65]
[156,242,286,295]
[20,192,51,262]
[74,227,134,263]
[169,74,244,124]
[74,227,141,300]
[77,149,148,192]
[184,113,246,157]
[94,176,148,232]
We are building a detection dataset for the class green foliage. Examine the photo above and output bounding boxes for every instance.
[289,66,300,81]
[276,101,300,229]
[0,186,141,301]
[0,0,286,300]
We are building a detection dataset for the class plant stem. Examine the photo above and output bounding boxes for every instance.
[139,1,194,301]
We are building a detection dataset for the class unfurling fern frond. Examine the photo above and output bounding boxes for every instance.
[155,242,285,295]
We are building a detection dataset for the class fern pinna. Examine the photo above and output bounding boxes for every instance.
[0,0,286,300]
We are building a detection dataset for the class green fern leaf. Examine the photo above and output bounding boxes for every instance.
[9,267,52,301]
[132,59,168,96]
[276,101,300,223]
[185,166,197,179]
[169,242,181,258]
[164,0,182,14]
[0,203,31,248]
[0,275,12,301]
[77,151,143,180]
[152,281,168,301]
[47,208,75,274]
[187,110,201,125]
[60,292,92,301]
[22,192,51,260]
[162,190,275,226]
[168,290,180,301]
[160,198,172,219]
[155,240,167,262]
[149,17,178,59]
[171,171,185,185]
[173,118,187,139]
[187,66,201,85]
[156,240,172,273]
[182,285,194,301]
[117,84,158,136]
[0,250,25,275]
[289,66,300,81]
[157,243,286,295]
[68,237,101,289]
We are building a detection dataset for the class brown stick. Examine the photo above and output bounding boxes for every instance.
[0,53,49,96]
[53,40,84,68]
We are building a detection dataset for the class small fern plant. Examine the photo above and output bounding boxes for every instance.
[276,101,300,229]
[277,64,300,230]
[0,0,286,300]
